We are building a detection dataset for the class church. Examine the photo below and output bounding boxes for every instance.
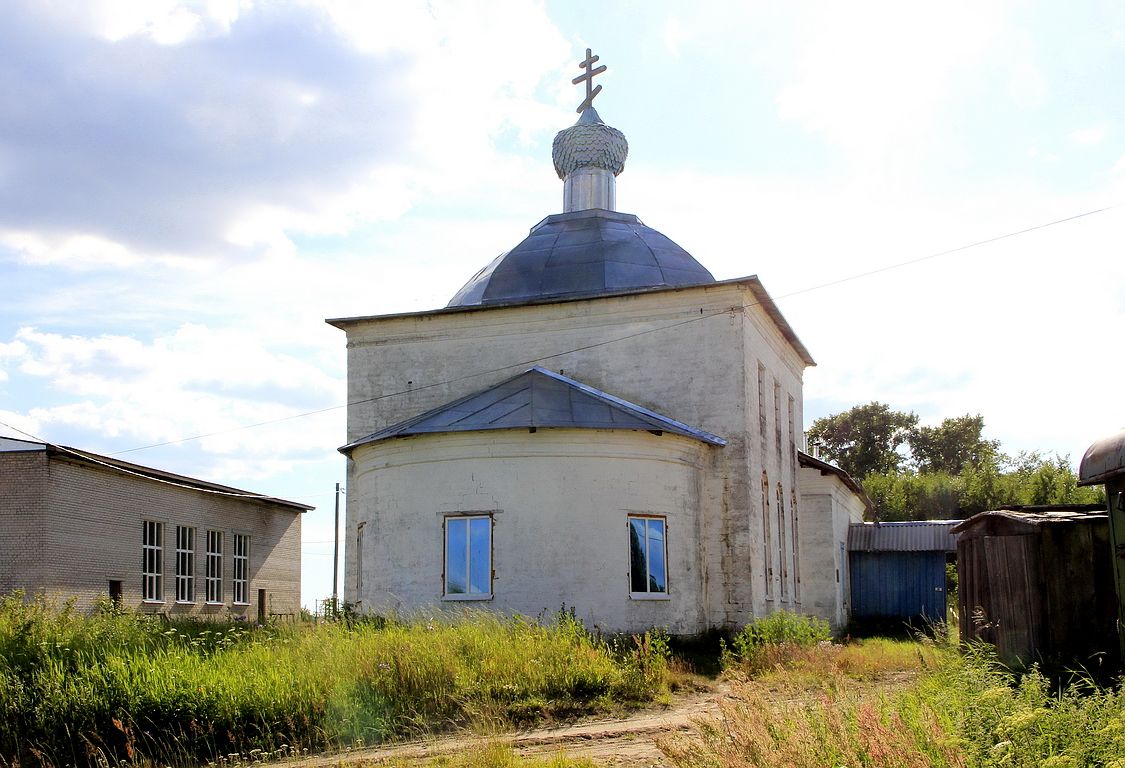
[328,51,854,634]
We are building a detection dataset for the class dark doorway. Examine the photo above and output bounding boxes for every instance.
[108,580,123,607]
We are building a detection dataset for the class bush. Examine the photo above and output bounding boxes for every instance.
[721,611,830,673]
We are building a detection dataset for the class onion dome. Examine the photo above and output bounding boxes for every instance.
[446,48,716,309]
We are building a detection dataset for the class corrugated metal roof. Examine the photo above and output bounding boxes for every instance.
[848,521,959,553]
[341,366,727,453]
[952,506,1106,534]
[1079,429,1125,484]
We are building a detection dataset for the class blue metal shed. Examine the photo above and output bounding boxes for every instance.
[848,521,957,623]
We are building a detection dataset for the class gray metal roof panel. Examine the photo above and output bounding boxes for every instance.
[1079,429,1125,484]
[341,366,727,452]
[848,521,959,553]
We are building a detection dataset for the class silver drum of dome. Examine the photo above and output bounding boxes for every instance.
[563,167,616,212]
[446,209,716,308]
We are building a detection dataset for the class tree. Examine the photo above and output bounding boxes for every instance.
[908,414,999,475]
[806,402,918,480]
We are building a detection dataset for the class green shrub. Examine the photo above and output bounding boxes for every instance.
[721,611,831,672]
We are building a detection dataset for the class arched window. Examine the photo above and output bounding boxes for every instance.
[791,490,801,603]
[761,471,773,598]
[777,484,787,599]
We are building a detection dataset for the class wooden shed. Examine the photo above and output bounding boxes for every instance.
[953,505,1118,672]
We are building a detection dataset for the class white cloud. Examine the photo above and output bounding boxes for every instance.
[1072,126,1107,146]
[663,17,684,57]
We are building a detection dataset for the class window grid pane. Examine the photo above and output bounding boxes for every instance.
[647,519,666,593]
[206,530,223,603]
[233,534,250,604]
[444,516,490,597]
[629,516,667,594]
[175,526,195,603]
[142,520,163,602]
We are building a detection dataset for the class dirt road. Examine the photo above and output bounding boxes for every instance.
[297,686,730,767]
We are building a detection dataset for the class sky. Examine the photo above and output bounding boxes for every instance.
[2,0,1124,608]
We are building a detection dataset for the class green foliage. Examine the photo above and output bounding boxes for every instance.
[0,597,669,767]
[721,611,831,671]
[861,470,962,521]
[813,403,1105,519]
[807,402,918,480]
[909,414,999,475]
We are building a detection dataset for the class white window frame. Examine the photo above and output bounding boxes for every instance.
[628,515,670,600]
[232,533,250,605]
[175,525,195,603]
[142,520,163,603]
[442,515,492,601]
[205,530,224,604]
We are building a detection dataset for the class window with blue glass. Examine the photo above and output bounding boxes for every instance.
[444,515,492,599]
[628,516,668,596]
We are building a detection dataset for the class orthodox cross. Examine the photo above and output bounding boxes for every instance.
[572,48,607,113]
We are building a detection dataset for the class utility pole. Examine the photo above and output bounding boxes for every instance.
[331,482,340,612]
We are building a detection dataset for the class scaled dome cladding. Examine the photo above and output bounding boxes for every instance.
[447,209,716,308]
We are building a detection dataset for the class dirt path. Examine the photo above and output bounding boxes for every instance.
[295,686,731,768]
[294,672,919,767]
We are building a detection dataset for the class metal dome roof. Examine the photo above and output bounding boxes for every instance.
[447,208,716,308]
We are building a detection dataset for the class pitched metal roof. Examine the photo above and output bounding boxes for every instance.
[1079,428,1125,485]
[341,366,727,453]
[848,521,959,553]
[0,437,312,512]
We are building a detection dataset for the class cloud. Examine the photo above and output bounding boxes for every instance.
[8,324,342,463]
[1071,126,1107,146]
[0,3,404,264]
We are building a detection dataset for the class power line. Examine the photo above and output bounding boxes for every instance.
[776,204,1119,300]
[13,202,1119,458]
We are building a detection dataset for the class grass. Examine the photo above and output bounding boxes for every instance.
[0,595,669,767]
[664,614,1125,768]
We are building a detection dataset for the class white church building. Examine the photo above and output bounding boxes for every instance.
[329,52,859,634]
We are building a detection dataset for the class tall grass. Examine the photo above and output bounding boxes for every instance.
[664,632,1125,768]
[0,595,668,766]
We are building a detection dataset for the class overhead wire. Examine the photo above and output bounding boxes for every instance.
[7,202,1119,465]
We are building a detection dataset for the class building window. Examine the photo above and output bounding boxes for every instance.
[356,522,366,596]
[791,490,802,603]
[788,394,797,484]
[777,484,788,599]
[206,530,223,604]
[175,526,195,603]
[761,472,773,598]
[233,534,250,605]
[774,380,782,461]
[629,516,668,596]
[444,515,492,599]
[757,363,768,455]
[142,520,163,602]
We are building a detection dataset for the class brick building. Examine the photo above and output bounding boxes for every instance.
[0,437,310,619]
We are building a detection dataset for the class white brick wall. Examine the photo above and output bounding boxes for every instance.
[0,450,302,618]
[336,279,814,631]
